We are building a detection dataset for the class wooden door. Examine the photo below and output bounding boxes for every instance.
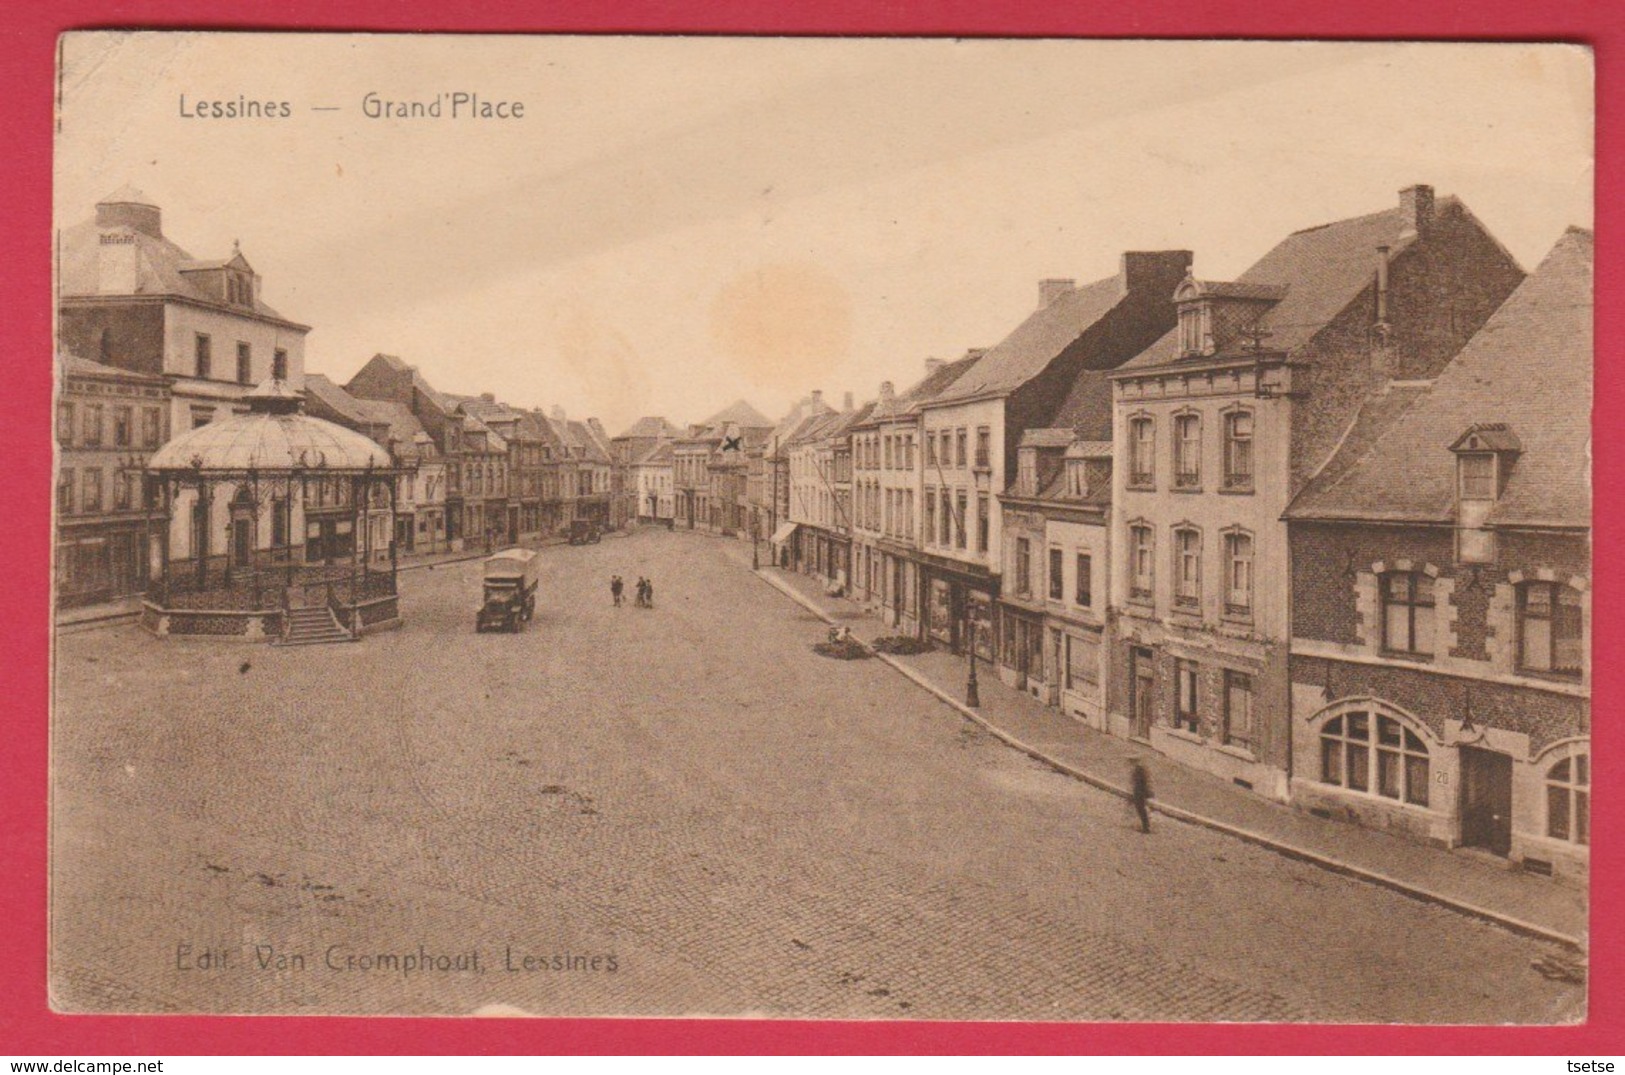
[1131,647,1155,740]
[1460,746,1514,856]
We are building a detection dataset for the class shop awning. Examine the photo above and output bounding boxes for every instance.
[771,522,799,544]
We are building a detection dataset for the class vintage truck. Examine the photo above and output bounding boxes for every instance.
[475,548,538,633]
[567,519,602,545]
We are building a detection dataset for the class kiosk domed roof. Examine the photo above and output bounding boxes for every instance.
[149,379,393,473]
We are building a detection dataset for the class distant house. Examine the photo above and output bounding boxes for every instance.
[54,354,170,608]
[1284,227,1591,877]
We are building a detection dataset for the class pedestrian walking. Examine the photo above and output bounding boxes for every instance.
[611,575,624,607]
[643,577,654,608]
[636,577,650,607]
[1128,756,1153,833]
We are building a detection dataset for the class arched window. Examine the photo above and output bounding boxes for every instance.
[1546,753,1589,845]
[1320,710,1430,806]
[1518,581,1584,677]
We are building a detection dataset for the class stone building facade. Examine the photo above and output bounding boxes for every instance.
[1284,228,1591,878]
[1108,186,1526,801]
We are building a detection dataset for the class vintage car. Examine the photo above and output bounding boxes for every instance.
[475,548,538,633]
[567,519,602,545]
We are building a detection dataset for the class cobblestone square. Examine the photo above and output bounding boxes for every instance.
[51,529,1584,1022]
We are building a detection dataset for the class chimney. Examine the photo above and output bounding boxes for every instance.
[481,392,496,402]
[810,389,824,409]
[924,358,945,375]
[879,381,896,405]
[1399,185,1435,237]
[96,231,140,294]
[1121,250,1194,295]
[1038,278,1075,309]
[1375,245,1392,326]
[551,405,566,422]
[587,417,606,437]
[843,391,854,412]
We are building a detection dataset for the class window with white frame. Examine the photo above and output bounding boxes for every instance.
[1547,752,1589,844]
[1518,581,1583,678]
[1130,525,1154,601]
[1458,453,1496,499]
[1173,527,1201,608]
[1381,571,1435,656]
[1223,411,1254,491]
[1173,413,1201,488]
[1320,710,1429,806]
[1075,552,1092,608]
[1129,417,1155,487]
[1178,303,1212,356]
[1223,531,1253,616]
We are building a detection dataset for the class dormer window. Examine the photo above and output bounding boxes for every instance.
[1066,459,1088,498]
[1017,448,1038,494]
[1458,453,1495,499]
[1450,425,1520,565]
[1178,303,1213,356]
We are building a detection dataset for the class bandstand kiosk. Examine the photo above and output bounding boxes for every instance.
[143,378,405,643]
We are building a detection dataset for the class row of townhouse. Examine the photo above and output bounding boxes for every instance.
[670,401,776,533]
[342,355,618,552]
[52,188,630,611]
[761,185,1591,879]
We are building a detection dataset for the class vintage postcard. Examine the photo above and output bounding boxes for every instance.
[50,33,1592,1020]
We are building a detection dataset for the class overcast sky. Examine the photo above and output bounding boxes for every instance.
[55,35,1592,434]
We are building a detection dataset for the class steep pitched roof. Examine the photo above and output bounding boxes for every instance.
[303,373,375,426]
[1286,227,1591,527]
[568,420,612,463]
[898,354,984,415]
[1121,200,1461,371]
[635,441,675,466]
[928,276,1129,403]
[615,416,683,440]
[57,212,304,327]
[700,399,773,431]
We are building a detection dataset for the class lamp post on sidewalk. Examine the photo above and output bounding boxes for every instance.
[966,610,981,708]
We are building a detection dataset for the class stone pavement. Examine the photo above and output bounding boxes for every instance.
[750,561,1587,950]
[50,527,1584,1020]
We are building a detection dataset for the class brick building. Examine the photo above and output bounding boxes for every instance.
[1108,185,1526,800]
[1284,227,1591,878]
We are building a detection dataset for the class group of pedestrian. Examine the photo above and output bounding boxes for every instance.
[610,575,655,608]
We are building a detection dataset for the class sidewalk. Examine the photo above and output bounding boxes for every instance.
[753,563,1587,950]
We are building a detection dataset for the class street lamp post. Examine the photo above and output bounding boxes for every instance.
[965,610,981,708]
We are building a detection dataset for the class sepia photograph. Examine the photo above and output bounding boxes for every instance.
[49,33,1593,1022]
